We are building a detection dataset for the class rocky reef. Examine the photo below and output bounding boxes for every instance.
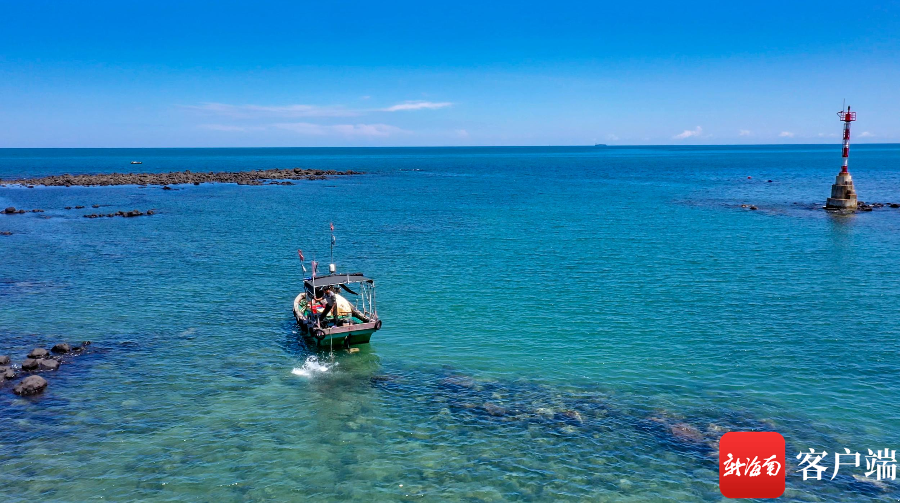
[0,341,92,396]
[0,168,362,187]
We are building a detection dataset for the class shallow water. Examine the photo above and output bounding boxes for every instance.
[1,146,899,501]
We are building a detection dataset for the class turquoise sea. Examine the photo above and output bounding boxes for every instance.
[1,145,899,501]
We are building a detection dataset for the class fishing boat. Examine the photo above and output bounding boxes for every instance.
[130,161,142,164]
[292,272,381,347]
[292,226,381,347]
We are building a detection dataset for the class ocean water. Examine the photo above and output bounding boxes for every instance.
[1,145,899,501]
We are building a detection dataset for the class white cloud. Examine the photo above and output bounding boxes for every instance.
[275,122,408,137]
[607,134,619,141]
[673,126,702,140]
[185,102,358,118]
[739,129,751,136]
[381,101,452,112]
[779,131,795,138]
[858,131,874,138]
[199,124,254,132]
[455,129,469,138]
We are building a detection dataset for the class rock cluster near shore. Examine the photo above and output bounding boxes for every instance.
[3,207,44,214]
[0,341,91,396]
[83,209,155,219]
[0,168,362,187]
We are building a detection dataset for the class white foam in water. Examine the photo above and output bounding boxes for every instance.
[291,356,335,378]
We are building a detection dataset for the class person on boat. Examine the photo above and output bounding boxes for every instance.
[316,286,336,324]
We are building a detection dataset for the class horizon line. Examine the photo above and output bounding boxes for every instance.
[1,143,899,150]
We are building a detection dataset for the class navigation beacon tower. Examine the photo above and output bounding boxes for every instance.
[826,106,858,209]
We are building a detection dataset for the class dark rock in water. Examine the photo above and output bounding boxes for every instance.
[75,205,84,209]
[0,355,9,365]
[37,359,60,371]
[13,375,48,396]
[27,348,49,359]
[670,422,705,444]
[0,231,11,236]
[0,367,15,380]
[147,209,155,215]
[558,409,584,424]
[193,181,200,185]
[3,207,17,214]
[749,205,758,210]
[21,358,39,370]
[28,348,50,359]
[483,402,507,416]
[767,180,773,183]
[31,209,44,213]
[440,375,477,390]
[51,343,71,354]
[162,186,173,190]
[891,203,900,209]
[65,206,72,210]
[92,204,100,208]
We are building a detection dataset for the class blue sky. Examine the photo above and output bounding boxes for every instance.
[1,1,898,147]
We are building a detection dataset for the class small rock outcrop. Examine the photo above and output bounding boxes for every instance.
[0,355,9,365]
[13,375,48,396]
[0,367,15,380]
[37,359,60,371]
[51,343,71,354]
[27,348,49,359]
[21,358,39,370]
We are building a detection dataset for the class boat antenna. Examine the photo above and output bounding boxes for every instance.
[329,222,336,274]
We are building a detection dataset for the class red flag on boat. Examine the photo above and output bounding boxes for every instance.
[330,222,334,232]
[311,261,318,276]
[297,249,304,261]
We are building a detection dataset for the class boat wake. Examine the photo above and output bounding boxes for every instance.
[291,356,336,378]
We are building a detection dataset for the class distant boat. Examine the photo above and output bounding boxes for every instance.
[130,161,142,164]
[594,144,607,147]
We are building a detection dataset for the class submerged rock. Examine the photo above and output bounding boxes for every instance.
[670,422,705,444]
[37,359,60,371]
[3,207,18,214]
[440,375,478,390]
[51,343,71,354]
[27,348,49,359]
[482,402,507,416]
[558,409,584,425]
[13,375,48,396]
[0,231,11,236]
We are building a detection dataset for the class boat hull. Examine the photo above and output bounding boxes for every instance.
[292,292,380,347]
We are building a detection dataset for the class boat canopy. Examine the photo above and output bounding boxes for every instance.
[304,273,373,289]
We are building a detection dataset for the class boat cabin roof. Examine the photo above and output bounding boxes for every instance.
[304,273,373,288]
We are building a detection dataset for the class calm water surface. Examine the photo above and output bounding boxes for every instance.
[1,146,899,501]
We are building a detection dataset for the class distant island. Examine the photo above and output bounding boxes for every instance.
[593,144,607,147]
